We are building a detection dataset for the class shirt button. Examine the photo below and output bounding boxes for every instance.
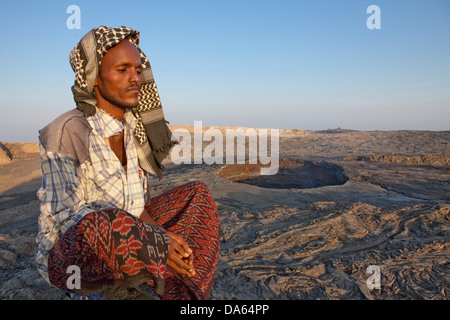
[131,201,134,205]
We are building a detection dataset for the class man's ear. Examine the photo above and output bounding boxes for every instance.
[93,75,100,96]
[94,66,102,86]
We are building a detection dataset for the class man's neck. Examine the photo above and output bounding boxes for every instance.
[94,92,125,122]
[97,103,125,122]
[95,99,127,167]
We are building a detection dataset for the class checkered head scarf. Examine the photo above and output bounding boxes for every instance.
[69,25,176,178]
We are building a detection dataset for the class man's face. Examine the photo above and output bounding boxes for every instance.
[94,39,142,109]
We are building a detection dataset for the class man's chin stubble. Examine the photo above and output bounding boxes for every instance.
[101,92,139,110]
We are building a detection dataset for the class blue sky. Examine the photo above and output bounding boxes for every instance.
[0,0,449,142]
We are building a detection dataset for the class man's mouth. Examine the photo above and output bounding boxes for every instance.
[126,85,140,93]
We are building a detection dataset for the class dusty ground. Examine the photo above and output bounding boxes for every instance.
[0,129,449,300]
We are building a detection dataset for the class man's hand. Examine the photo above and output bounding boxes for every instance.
[166,231,196,277]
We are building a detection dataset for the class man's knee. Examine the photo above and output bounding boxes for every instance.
[189,180,209,191]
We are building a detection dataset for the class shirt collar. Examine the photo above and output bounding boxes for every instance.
[90,107,138,139]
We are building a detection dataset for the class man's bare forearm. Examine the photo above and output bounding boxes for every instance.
[139,208,166,231]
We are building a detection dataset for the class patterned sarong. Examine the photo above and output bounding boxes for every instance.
[47,181,220,300]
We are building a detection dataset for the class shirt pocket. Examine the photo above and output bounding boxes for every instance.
[93,163,125,206]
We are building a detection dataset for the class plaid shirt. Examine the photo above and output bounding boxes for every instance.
[36,107,149,284]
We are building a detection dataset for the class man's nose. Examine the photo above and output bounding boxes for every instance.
[130,69,141,84]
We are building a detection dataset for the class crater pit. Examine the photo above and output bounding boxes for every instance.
[216,158,349,189]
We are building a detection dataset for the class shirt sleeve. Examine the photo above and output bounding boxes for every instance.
[36,144,102,260]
